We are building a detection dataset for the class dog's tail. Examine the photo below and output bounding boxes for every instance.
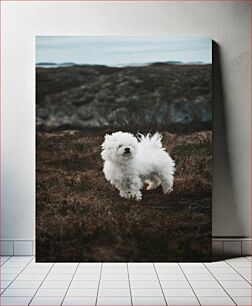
[138,132,164,150]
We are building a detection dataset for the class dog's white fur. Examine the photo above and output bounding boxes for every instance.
[101,131,175,201]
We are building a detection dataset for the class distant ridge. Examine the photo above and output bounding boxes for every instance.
[36,61,208,68]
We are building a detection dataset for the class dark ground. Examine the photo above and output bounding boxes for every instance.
[36,129,212,262]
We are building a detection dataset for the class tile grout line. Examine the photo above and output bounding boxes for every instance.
[0,255,12,266]
[28,261,55,305]
[177,263,202,306]
[61,263,80,306]
[244,257,251,262]
[0,256,34,296]
[126,263,133,306]
[1,255,12,295]
[95,262,103,306]
[225,260,252,286]
[153,263,168,306]
[203,263,238,305]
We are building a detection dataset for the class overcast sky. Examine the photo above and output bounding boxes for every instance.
[36,36,212,66]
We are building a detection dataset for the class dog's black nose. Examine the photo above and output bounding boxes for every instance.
[124,147,130,153]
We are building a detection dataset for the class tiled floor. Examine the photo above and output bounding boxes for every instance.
[0,256,251,305]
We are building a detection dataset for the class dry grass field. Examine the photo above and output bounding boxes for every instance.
[36,129,212,262]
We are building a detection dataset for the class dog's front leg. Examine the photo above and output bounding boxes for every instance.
[129,177,143,201]
[113,180,132,199]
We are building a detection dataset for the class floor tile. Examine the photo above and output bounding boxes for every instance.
[232,296,252,305]
[40,280,71,288]
[8,256,33,262]
[97,296,131,305]
[0,296,32,305]
[165,296,200,305]
[228,261,252,268]
[157,273,186,281]
[131,288,163,296]
[219,280,252,288]
[1,274,17,281]
[70,280,99,288]
[53,263,78,267]
[76,267,101,274]
[205,261,230,267]
[207,267,236,274]
[16,273,46,281]
[241,273,252,283]
[235,267,252,274]
[1,256,251,306]
[214,273,245,281]
[189,280,221,288]
[186,273,216,281]
[98,288,130,296]
[2,288,37,297]
[129,273,157,281]
[99,281,129,289]
[46,273,73,281]
[130,280,160,288]
[198,296,235,305]
[102,267,128,273]
[2,261,28,268]
[8,280,42,289]
[79,263,102,267]
[128,267,155,273]
[0,280,12,289]
[27,262,53,268]
[74,273,100,281]
[163,288,195,296]
[67,288,97,296]
[0,256,10,264]
[194,288,228,296]
[225,288,252,296]
[156,267,182,273]
[50,266,77,274]
[35,287,67,296]
[1,267,23,274]
[160,280,190,288]
[182,267,209,274]
[154,263,179,268]
[62,296,96,305]
[132,296,166,305]
[101,273,128,281]
[180,263,205,267]
[30,296,64,305]
[22,267,50,274]
[227,257,250,263]
[128,263,153,268]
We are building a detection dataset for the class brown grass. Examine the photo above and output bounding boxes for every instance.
[36,130,212,262]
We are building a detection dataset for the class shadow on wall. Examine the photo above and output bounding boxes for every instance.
[212,41,244,239]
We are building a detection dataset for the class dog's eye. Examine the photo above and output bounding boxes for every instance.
[118,144,122,148]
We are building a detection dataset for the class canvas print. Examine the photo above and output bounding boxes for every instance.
[36,36,212,262]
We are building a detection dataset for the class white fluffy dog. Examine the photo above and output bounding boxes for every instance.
[101,131,175,201]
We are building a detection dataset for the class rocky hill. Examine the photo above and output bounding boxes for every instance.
[36,63,212,131]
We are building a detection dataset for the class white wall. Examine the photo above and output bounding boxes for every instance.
[1,1,250,240]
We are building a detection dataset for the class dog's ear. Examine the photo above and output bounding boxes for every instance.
[136,132,143,141]
[101,133,112,149]
[104,133,112,140]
